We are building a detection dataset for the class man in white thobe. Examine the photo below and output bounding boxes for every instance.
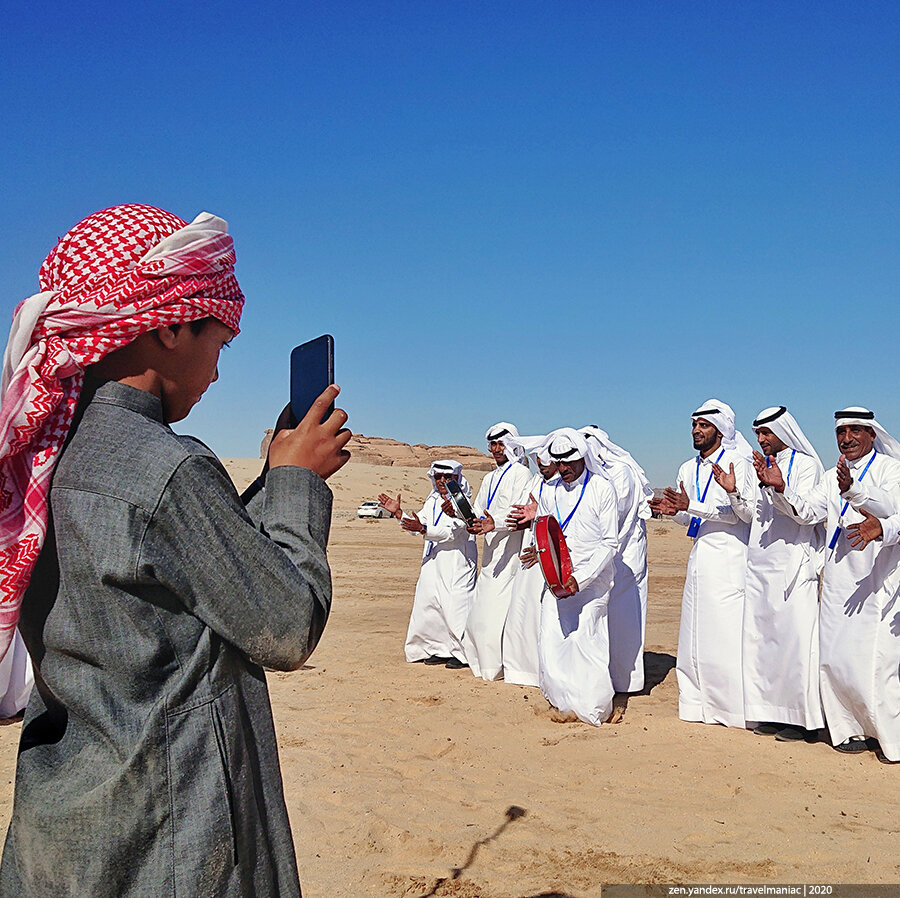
[460,423,532,681]
[502,443,559,688]
[766,408,900,761]
[650,399,754,728]
[710,406,825,740]
[520,428,619,725]
[580,425,652,695]
[379,461,477,670]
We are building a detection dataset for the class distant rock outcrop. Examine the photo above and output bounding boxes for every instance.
[260,431,494,470]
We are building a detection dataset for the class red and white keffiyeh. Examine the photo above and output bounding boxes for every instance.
[0,203,244,654]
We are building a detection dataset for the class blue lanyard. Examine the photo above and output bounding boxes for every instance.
[424,497,444,559]
[695,449,725,503]
[829,450,877,549]
[766,449,795,483]
[486,464,512,510]
[555,472,591,533]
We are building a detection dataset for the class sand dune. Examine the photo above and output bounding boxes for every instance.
[0,459,896,897]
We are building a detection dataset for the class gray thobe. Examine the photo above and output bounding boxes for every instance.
[0,381,333,897]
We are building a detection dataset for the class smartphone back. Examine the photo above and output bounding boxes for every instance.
[290,335,334,425]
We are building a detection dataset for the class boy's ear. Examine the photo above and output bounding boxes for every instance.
[155,324,182,350]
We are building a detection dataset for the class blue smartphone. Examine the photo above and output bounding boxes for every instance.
[290,334,334,426]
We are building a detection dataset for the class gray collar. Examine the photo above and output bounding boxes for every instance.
[91,380,165,423]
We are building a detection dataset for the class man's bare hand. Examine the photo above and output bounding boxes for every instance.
[400,511,425,533]
[268,385,351,479]
[478,511,496,534]
[649,495,678,517]
[837,454,853,493]
[441,497,456,517]
[378,493,402,519]
[662,482,690,512]
[753,451,785,492]
[711,461,736,494]
[507,498,538,530]
[846,509,882,549]
[520,545,538,569]
[563,574,578,594]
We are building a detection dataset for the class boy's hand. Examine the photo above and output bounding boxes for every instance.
[268,385,351,479]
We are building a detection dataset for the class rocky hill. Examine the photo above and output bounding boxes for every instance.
[260,431,494,470]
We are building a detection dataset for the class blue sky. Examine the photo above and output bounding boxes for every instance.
[2,2,898,483]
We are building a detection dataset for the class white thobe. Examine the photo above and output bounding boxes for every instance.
[0,630,33,719]
[536,470,619,725]
[673,448,752,728]
[404,494,477,663]
[501,473,550,687]
[462,461,532,680]
[729,448,825,729]
[604,461,648,693]
[771,449,900,758]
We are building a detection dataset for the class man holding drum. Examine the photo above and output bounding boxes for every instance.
[520,428,619,725]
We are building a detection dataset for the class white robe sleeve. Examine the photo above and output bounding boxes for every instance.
[841,472,900,518]
[727,482,755,524]
[772,475,829,525]
[570,478,618,591]
[878,513,900,548]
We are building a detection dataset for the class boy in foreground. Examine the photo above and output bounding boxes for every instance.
[0,204,349,895]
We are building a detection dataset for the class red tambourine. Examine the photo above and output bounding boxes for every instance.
[534,514,576,598]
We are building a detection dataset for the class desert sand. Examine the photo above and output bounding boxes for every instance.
[1,458,897,897]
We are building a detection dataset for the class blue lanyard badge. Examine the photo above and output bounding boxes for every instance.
[687,449,725,538]
[829,450,877,550]
[555,472,591,533]
[486,464,512,511]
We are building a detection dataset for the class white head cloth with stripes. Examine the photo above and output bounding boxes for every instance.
[691,398,754,461]
[833,407,900,462]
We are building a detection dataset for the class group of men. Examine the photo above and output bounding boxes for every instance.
[383,401,900,765]
[650,398,900,763]
[379,421,652,726]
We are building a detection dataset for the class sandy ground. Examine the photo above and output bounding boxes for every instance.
[1,458,898,897]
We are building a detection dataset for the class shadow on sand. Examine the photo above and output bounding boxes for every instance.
[612,651,676,720]
[417,805,529,898]
[638,651,675,695]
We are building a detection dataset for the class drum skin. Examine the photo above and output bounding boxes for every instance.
[534,515,575,598]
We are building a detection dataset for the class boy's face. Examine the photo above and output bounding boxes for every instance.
[163,320,234,423]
